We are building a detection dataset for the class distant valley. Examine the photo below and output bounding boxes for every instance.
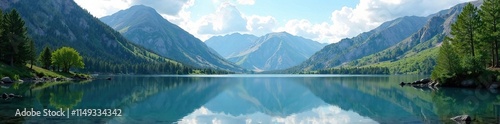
[205,33,258,59]
[206,32,326,71]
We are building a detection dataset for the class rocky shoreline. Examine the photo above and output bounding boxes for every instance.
[400,77,500,91]
[399,78,438,88]
[399,78,493,124]
[1,75,92,85]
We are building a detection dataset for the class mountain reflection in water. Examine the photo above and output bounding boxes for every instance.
[1,75,499,123]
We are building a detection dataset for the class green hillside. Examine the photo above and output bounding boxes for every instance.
[0,0,227,74]
[348,34,443,74]
[362,47,439,74]
[289,16,428,72]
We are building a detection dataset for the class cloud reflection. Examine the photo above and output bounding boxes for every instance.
[178,105,377,124]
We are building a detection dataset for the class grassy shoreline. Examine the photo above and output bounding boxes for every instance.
[0,63,90,81]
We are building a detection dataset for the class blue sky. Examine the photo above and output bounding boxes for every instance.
[75,0,474,43]
[193,0,359,24]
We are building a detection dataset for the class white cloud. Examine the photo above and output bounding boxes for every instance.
[184,2,276,41]
[198,3,248,34]
[276,19,337,44]
[279,0,475,43]
[246,15,277,36]
[161,0,194,27]
[237,0,255,5]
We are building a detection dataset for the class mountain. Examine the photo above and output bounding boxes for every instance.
[226,32,326,71]
[100,5,243,72]
[0,0,204,74]
[344,1,482,74]
[205,33,258,58]
[289,16,429,72]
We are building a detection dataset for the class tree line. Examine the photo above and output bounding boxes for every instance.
[305,67,390,74]
[432,0,500,83]
[0,9,85,73]
[39,46,84,73]
[0,8,232,75]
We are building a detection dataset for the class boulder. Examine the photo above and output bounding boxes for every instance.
[1,77,13,84]
[1,93,7,99]
[451,115,471,123]
[420,78,431,84]
[411,78,431,85]
[54,78,61,81]
[42,77,50,81]
[461,79,475,87]
[73,75,88,80]
[8,93,21,98]
[413,80,422,84]
[489,83,499,89]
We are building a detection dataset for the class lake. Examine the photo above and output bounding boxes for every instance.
[1,75,499,123]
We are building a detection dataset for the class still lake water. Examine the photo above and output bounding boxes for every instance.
[1,75,500,123]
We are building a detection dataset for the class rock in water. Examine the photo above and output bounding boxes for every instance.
[8,93,22,98]
[489,84,499,89]
[451,115,471,123]
[1,77,13,84]
[1,93,7,99]
[420,78,431,84]
[461,79,475,87]
[8,93,14,98]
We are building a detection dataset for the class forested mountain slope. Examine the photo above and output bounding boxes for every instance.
[100,5,244,72]
[289,16,428,72]
[0,0,224,74]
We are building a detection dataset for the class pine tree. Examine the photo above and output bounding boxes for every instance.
[0,9,5,63]
[479,0,500,67]
[447,3,488,72]
[431,40,462,80]
[39,46,52,69]
[1,9,30,66]
[27,38,35,69]
[450,3,482,57]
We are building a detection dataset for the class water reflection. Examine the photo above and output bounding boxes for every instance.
[180,77,376,124]
[0,75,499,123]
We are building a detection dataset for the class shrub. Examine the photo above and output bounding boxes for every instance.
[13,74,20,81]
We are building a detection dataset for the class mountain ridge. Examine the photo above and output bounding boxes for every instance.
[101,5,244,72]
[205,33,259,58]
[343,0,482,74]
[288,16,428,72]
[221,32,326,71]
